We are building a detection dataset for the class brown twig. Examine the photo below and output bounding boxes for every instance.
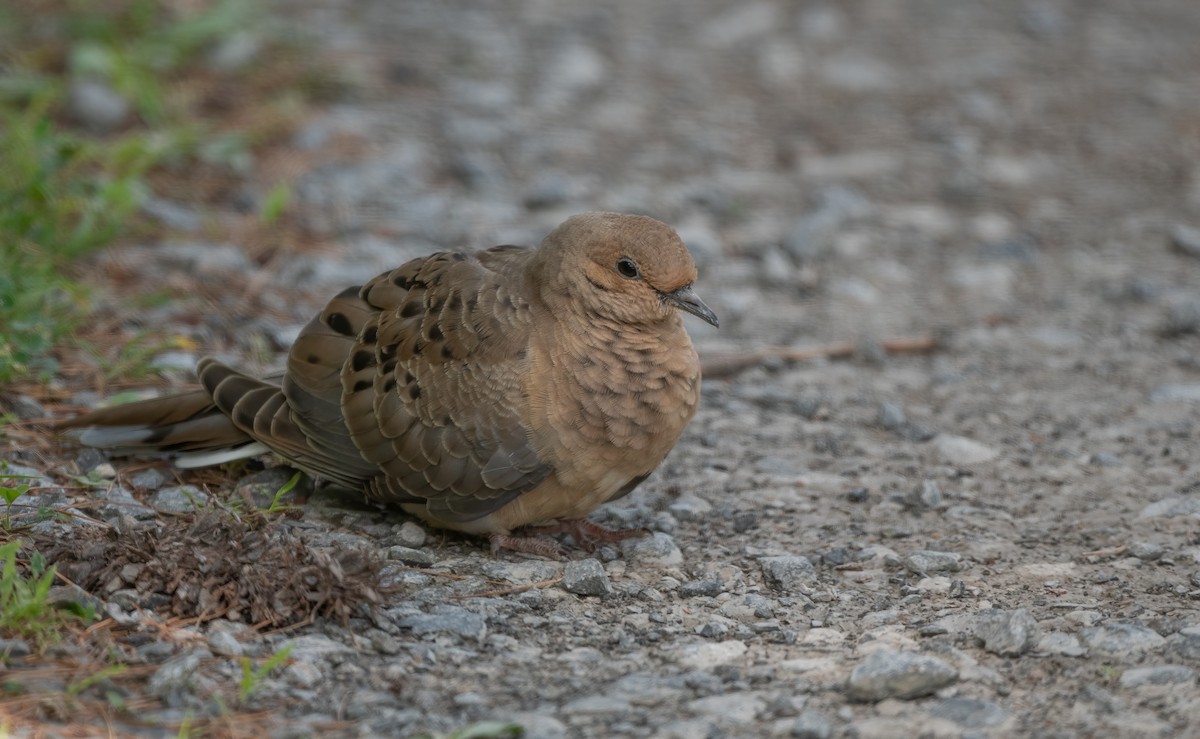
[700,334,938,379]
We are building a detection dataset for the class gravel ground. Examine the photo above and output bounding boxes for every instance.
[7,0,1200,737]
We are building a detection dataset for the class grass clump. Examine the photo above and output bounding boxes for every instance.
[0,539,95,653]
[0,0,327,385]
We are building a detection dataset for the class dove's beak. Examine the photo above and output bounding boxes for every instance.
[663,285,719,328]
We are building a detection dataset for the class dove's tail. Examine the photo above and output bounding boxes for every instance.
[60,356,378,487]
[57,377,272,468]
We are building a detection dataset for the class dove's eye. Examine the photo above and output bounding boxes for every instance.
[615,257,640,279]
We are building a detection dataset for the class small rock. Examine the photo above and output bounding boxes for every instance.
[208,30,263,72]
[845,649,958,701]
[878,402,907,430]
[396,521,427,548]
[908,479,943,509]
[784,185,871,261]
[1118,665,1196,689]
[1162,299,1200,336]
[1080,623,1166,657]
[68,79,130,132]
[147,651,205,706]
[980,234,1038,262]
[905,550,964,575]
[933,434,1000,465]
[207,630,243,658]
[687,692,765,723]
[94,485,156,521]
[233,467,309,510]
[1138,497,1200,519]
[621,532,682,565]
[1170,223,1200,259]
[1165,630,1200,661]
[396,605,487,642]
[668,493,713,521]
[975,608,1040,656]
[1088,452,1122,467]
[149,485,209,515]
[128,468,170,492]
[846,487,869,503]
[141,197,203,232]
[1130,542,1165,561]
[562,559,612,597]
[680,579,724,598]
[4,395,45,420]
[791,710,833,739]
[761,556,818,592]
[136,640,178,663]
[1149,384,1200,403]
[386,546,434,567]
[0,638,32,658]
[929,697,1011,729]
[675,639,748,670]
[1037,631,1087,657]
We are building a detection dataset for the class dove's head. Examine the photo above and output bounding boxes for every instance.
[539,212,719,328]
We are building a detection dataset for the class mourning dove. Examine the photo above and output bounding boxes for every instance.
[62,212,718,555]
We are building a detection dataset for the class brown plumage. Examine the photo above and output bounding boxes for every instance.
[62,212,718,555]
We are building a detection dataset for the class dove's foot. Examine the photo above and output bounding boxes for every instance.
[488,532,565,559]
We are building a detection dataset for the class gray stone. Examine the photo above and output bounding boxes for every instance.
[1118,665,1196,688]
[667,493,713,521]
[845,649,958,701]
[207,630,243,658]
[233,467,309,510]
[621,532,682,565]
[1138,496,1200,519]
[386,546,434,567]
[783,185,871,261]
[5,395,44,420]
[396,521,427,548]
[67,80,129,132]
[154,242,253,274]
[561,694,632,716]
[128,468,170,492]
[679,579,724,598]
[905,550,964,575]
[1149,384,1200,402]
[147,651,205,706]
[1170,223,1200,259]
[975,608,1041,656]
[562,559,612,596]
[149,485,209,515]
[1080,623,1166,657]
[929,697,1011,728]
[95,485,156,521]
[0,638,31,658]
[1162,299,1200,336]
[1037,631,1087,657]
[1130,542,1165,561]
[933,434,1000,465]
[136,640,177,663]
[879,402,908,430]
[908,479,943,509]
[689,692,766,723]
[1165,629,1200,662]
[208,31,263,72]
[396,605,487,642]
[761,556,818,592]
[140,197,203,233]
[791,710,833,739]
